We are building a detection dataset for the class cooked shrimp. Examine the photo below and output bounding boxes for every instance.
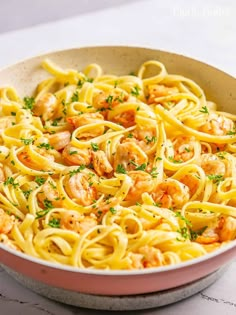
[37,180,62,208]
[91,150,113,176]
[60,211,97,234]
[67,113,104,137]
[200,154,225,176]
[172,136,195,162]
[114,142,148,172]
[17,148,55,170]
[179,173,201,197]
[127,252,144,269]
[112,110,136,128]
[0,209,14,234]
[199,113,234,136]
[46,131,71,151]
[125,171,154,201]
[218,216,236,241]
[124,125,156,151]
[93,90,128,110]
[62,145,91,166]
[138,245,164,268]
[65,172,97,206]
[152,178,190,208]
[33,93,57,121]
[195,226,219,244]
[147,84,179,104]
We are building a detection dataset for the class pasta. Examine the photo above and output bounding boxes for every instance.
[0,58,236,270]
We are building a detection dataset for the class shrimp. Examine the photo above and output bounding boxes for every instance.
[138,246,164,268]
[200,154,225,176]
[33,93,57,121]
[37,180,62,208]
[46,131,71,151]
[127,252,144,269]
[67,113,104,137]
[65,172,97,206]
[179,173,201,197]
[91,150,113,176]
[147,84,179,104]
[114,142,148,172]
[0,209,14,234]
[60,211,97,234]
[195,227,219,244]
[17,148,55,170]
[172,136,195,162]
[152,178,190,208]
[93,90,128,110]
[125,171,154,201]
[199,113,234,136]
[218,216,236,241]
[124,125,157,151]
[111,110,136,128]
[62,145,92,166]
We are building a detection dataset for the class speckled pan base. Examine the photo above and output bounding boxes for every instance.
[2,265,227,311]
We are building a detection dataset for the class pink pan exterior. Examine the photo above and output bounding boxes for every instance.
[0,46,235,296]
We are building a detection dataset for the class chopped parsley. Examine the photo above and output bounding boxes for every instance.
[150,167,158,178]
[175,211,192,227]
[69,150,78,155]
[168,156,182,163]
[37,143,54,150]
[184,147,190,152]
[199,106,209,114]
[131,86,140,97]
[43,198,53,210]
[127,133,133,138]
[145,136,157,144]
[91,142,99,152]
[51,117,62,126]
[207,174,224,185]
[109,207,117,214]
[177,227,189,240]
[23,96,35,111]
[22,189,33,199]
[11,111,16,116]
[20,138,34,145]
[116,164,127,174]
[48,218,61,228]
[69,165,86,177]
[35,176,46,186]
[71,91,79,102]
[4,177,19,188]
[77,79,84,88]
[105,95,113,105]
[36,209,50,219]
[217,152,226,159]
[86,77,94,83]
[135,163,146,171]
[226,130,236,136]
[190,226,208,241]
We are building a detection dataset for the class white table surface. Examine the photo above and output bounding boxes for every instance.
[0,0,235,314]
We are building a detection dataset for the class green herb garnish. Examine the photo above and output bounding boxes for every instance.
[116,164,127,174]
[199,106,209,114]
[91,142,99,152]
[48,218,60,228]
